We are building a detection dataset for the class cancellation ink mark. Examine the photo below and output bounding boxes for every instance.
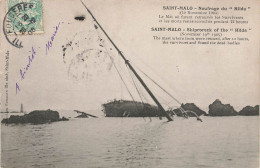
[74,16,85,21]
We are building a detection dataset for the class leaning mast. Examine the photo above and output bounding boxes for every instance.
[81,1,173,121]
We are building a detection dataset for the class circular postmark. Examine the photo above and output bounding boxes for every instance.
[62,30,114,82]
[3,2,43,48]
[67,48,113,81]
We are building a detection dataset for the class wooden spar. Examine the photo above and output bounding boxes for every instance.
[74,110,98,118]
[80,1,173,121]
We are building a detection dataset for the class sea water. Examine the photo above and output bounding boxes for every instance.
[1,113,259,168]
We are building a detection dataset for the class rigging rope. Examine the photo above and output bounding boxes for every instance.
[91,15,175,121]
[132,64,190,117]
[93,23,147,118]
[110,57,136,102]
[126,65,153,121]
[126,65,150,104]
[92,23,137,104]
[133,64,182,105]
[126,66,144,104]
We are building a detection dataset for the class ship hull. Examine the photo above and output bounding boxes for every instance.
[102,100,161,117]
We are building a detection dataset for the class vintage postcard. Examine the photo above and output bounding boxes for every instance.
[0,0,259,167]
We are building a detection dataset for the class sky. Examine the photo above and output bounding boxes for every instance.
[0,0,259,114]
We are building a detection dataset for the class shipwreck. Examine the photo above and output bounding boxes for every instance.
[82,1,203,122]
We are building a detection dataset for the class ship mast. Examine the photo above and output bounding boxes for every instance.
[81,1,173,121]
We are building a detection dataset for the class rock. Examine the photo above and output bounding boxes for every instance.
[208,99,238,116]
[239,105,259,116]
[1,109,69,124]
[172,103,207,117]
[182,103,207,116]
[59,116,69,121]
[26,110,60,123]
[2,115,28,124]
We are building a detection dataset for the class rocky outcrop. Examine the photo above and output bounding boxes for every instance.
[1,109,69,124]
[239,105,259,116]
[60,117,69,121]
[208,99,238,116]
[172,103,207,117]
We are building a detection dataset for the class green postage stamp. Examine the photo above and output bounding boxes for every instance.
[5,0,43,35]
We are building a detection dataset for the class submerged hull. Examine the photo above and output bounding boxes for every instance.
[102,100,162,117]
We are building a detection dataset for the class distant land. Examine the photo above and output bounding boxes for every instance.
[0,111,23,113]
